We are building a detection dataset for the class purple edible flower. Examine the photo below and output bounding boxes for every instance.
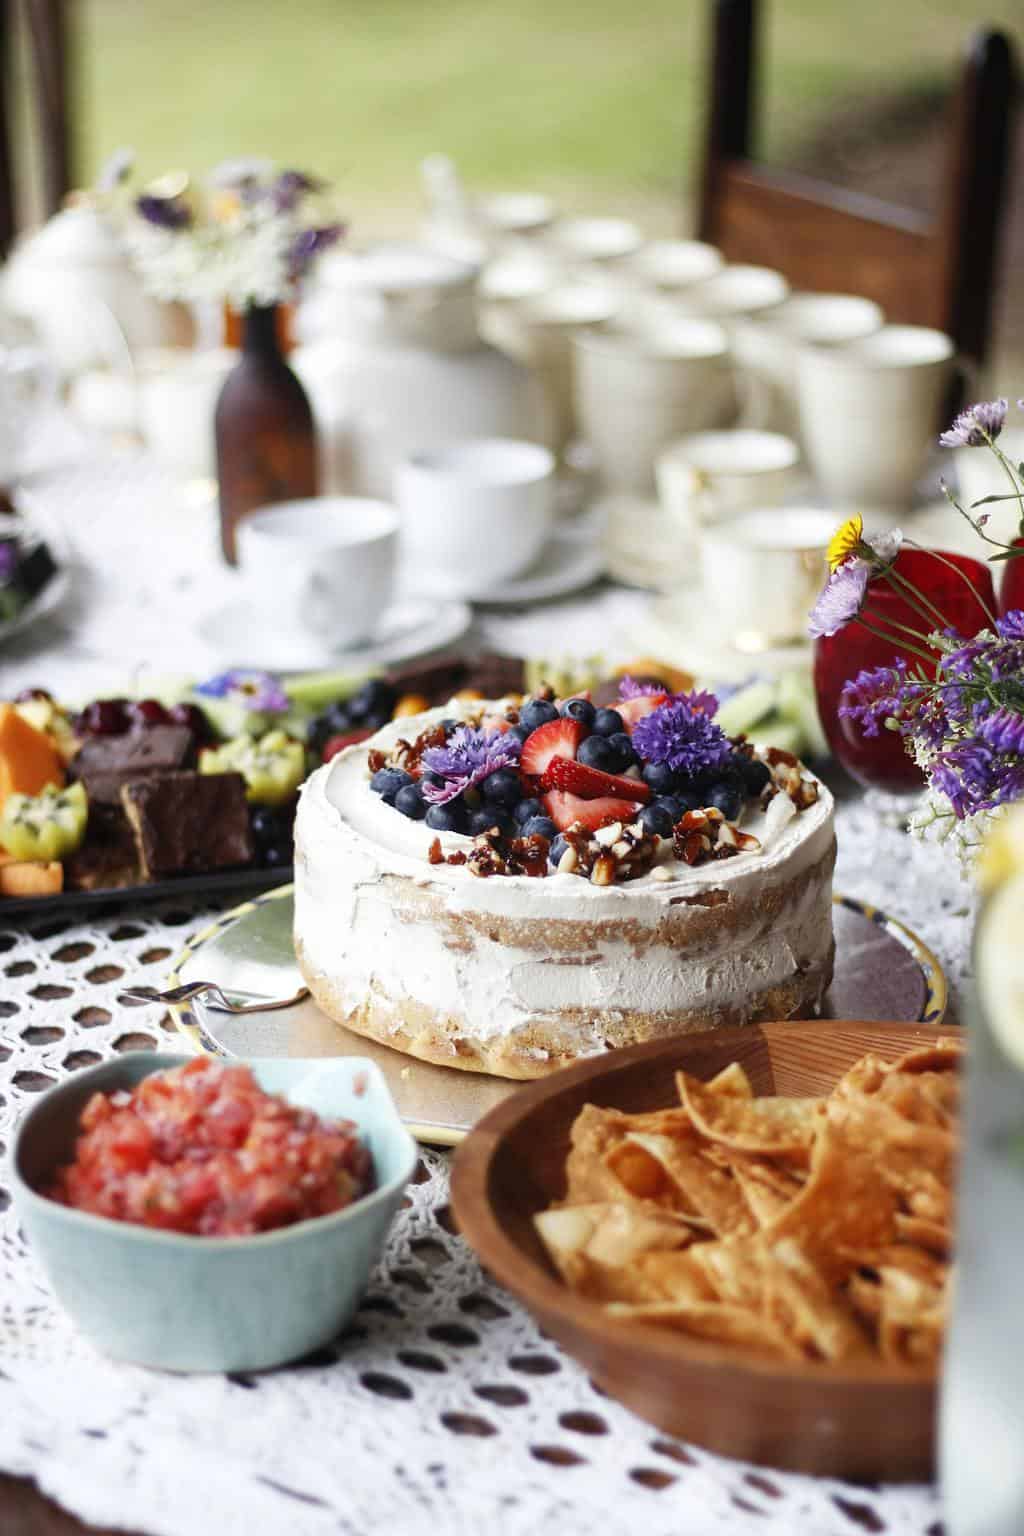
[997,609,1024,640]
[136,192,192,231]
[194,668,289,713]
[939,398,1008,449]
[421,725,521,806]
[631,690,731,778]
[930,738,1024,819]
[0,541,18,584]
[808,558,872,639]
[618,676,666,700]
[975,707,1024,756]
[287,223,343,281]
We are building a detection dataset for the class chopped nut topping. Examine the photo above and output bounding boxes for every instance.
[591,853,616,886]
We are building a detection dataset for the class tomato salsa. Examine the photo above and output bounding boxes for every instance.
[45,1057,373,1236]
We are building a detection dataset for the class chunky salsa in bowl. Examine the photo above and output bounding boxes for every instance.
[13,1052,417,1372]
[45,1057,374,1237]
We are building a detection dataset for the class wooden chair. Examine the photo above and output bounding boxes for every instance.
[0,0,73,258]
[697,0,1017,374]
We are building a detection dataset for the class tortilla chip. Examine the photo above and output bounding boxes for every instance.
[607,1299,803,1360]
[894,1212,952,1256]
[677,1070,821,1163]
[885,1039,963,1076]
[614,1131,756,1236]
[760,1238,874,1362]
[563,1104,692,1206]
[710,1150,804,1227]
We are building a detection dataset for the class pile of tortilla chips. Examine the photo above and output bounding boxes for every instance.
[535,1039,961,1366]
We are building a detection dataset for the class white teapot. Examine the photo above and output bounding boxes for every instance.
[2,201,187,377]
[293,241,547,498]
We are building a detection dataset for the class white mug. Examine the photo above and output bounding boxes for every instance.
[656,428,801,538]
[731,293,884,438]
[396,437,555,597]
[628,239,724,294]
[699,506,834,649]
[680,263,790,324]
[236,497,399,648]
[798,325,955,509]
[574,319,734,494]
[547,217,644,268]
[500,283,620,456]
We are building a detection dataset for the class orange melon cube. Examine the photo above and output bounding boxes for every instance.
[0,703,65,810]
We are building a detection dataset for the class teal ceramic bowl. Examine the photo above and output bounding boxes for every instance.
[12,1053,417,1373]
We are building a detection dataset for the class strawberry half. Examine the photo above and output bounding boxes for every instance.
[542,789,643,833]
[322,728,372,761]
[519,717,586,779]
[541,756,650,803]
[617,692,668,731]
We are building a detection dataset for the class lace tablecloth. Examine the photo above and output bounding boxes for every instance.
[0,438,970,1536]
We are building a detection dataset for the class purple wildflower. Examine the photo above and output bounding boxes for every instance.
[618,676,666,700]
[939,398,1008,449]
[272,169,323,213]
[930,739,1024,819]
[941,626,1024,684]
[975,707,1024,756]
[997,610,1024,639]
[808,559,872,638]
[136,192,192,231]
[287,223,343,280]
[838,660,926,738]
[421,725,521,805]
[0,541,18,584]
[631,691,731,777]
[194,668,289,713]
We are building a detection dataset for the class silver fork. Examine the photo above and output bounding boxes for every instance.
[119,982,310,1015]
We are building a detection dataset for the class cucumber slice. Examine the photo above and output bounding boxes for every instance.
[283,669,374,711]
[747,712,804,756]
[716,679,778,738]
[777,666,829,760]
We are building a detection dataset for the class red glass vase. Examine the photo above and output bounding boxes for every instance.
[813,548,997,792]
[999,536,1024,617]
[215,302,318,565]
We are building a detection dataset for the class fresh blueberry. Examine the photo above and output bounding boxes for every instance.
[439,717,460,735]
[561,697,596,728]
[347,679,398,723]
[606,731,637,770]
[309,703,351,754]
[249,806,281,844]
[514,796,544,826]
[482,767,522,806]
[672,785,703,815]
[519,697,559,732]
[592,707,625,738]
[577,734,616,772]
[522,815,557,840]
[261,842,291,868]
[735,754,772,796]
[394,782,427,820]
[548,833,571,869]
[370,766,412,804]
[467,807,516,837]
[422,770,446,789]
[642,760,678,795]
[509,722,533,745]
[426,801,466,834]
[706,777,743,820]
[639,802,675,838]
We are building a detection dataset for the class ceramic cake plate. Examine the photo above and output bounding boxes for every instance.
[166,886,947,1145]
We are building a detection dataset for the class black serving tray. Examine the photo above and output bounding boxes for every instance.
[0,863,293,925]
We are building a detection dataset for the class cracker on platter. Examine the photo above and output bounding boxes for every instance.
[534,1037,963,1366]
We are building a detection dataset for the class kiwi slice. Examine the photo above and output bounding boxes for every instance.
[0,780,88,861]
[200,730,306,806]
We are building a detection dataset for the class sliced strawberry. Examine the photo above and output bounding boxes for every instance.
[542,789,643,833]
[519,717,586,779]
[322,728,371,762]
[617,692,668,731]
[541,756,650,803]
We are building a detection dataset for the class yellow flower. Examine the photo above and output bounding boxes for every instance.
[827,514,864,572]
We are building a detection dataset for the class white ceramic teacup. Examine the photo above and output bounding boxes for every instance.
[699,506,834,649]
[236,497,399,648]
[731,293,885,438]
[500,283,621,455]
[628,239,724,293]
[548,217,644,268]
[136,347,236,480]
[396,437,555,596]
[574,319,734,494]
[656,428,802,537]
[680,264,790,324]
[798,325,955,509]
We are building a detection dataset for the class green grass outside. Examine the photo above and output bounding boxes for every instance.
[64,0,1019,230]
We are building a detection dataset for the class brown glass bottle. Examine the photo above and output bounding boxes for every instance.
[215,302,318,564]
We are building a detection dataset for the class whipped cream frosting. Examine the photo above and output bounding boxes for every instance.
[293,701,836,1059]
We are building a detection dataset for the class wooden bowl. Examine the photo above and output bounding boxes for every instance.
[451,1019,950,1481]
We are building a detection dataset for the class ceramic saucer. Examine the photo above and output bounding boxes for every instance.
[166,887,946,1145]
[196,594,472,672]
[635,587,812,684]
[467,529,605,606]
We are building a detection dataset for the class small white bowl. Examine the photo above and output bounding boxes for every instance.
[237,496,399,649]
[396,438,555,597]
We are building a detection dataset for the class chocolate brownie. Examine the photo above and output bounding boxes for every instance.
[72,725,196,806]
[120,771,254,880]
